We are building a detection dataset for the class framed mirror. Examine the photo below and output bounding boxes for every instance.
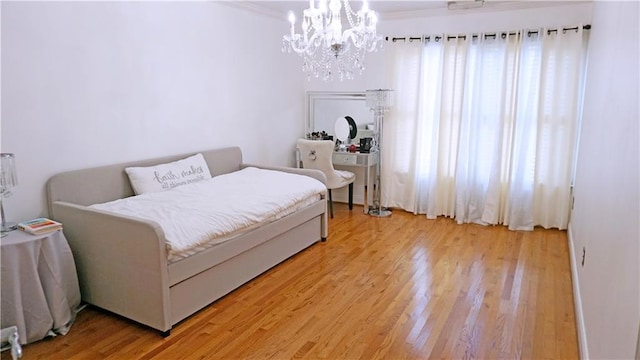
[306,92,374,142]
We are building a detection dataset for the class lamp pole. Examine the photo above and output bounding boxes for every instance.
[366,89,393,217]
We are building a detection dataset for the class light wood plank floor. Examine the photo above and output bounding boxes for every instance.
[10,204,579,359]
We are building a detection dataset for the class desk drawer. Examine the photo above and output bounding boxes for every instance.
[332,153,358,165]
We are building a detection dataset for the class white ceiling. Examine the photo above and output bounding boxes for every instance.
[237,1,585,19]
[242,1,447,16]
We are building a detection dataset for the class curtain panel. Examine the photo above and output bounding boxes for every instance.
[383,27,589,230]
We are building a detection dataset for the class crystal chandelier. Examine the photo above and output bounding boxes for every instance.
[282,0,382,81]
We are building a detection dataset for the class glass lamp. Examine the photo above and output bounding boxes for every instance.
[366,89,393,217]
[1,153,18,235]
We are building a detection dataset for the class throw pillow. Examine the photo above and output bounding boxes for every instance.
[125,153,212,195]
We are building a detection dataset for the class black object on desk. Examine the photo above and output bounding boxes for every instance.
[359,137,373,153]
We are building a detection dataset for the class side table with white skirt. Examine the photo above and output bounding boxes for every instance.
[1,229,81,345]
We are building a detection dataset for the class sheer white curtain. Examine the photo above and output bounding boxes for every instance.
[383,27,588,230]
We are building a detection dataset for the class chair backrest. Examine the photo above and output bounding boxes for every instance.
[297,139,355,190]
[297,139,336,175]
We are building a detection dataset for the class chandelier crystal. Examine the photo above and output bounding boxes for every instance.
[282,0,382,81]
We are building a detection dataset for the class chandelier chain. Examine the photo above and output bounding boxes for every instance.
[343,0,356,28]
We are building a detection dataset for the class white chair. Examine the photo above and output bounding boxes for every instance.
[297,139,355,218]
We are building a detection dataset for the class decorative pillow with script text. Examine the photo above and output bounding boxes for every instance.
[125,153,212,195]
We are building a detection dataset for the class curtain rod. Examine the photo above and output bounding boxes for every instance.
[386,24,591,42]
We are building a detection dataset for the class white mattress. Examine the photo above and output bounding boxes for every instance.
[90,167,326,262]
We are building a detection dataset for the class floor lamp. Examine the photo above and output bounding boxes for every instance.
[366,89,393,217]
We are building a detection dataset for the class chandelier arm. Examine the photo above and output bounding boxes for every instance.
[342,29,378,50]
[286,32,324,54]
[365,35,382,52]
[342,29,357,47]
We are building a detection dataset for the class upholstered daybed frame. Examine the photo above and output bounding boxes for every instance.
[47,146,328,336]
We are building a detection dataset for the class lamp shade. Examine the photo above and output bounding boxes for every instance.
[366,89,394,109]
[1,153,18,195]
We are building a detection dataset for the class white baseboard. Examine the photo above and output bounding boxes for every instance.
[568,224,589,359]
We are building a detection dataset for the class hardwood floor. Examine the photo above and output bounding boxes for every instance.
[11,204,579,359]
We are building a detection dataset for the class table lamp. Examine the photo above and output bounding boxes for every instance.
[1,153,18,235]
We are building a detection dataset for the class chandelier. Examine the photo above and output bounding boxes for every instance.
[282,0,382,81]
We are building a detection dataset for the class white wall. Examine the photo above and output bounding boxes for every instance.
[1,2,305,221]
[569,1,640,359]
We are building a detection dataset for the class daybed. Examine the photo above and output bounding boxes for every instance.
[46,146,328,335]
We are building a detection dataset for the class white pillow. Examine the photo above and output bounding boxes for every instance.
[125,153,212,195]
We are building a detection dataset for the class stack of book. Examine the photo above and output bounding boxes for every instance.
[17,218,63,235]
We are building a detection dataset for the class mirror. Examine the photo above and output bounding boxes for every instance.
[306,92,374,143]
[334,116,357,142]
[334,117,351,141]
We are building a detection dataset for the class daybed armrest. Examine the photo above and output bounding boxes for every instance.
[240,163,327,185]
[51,201,172,332]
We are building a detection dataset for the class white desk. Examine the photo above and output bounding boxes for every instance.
[296,150,378,214]
[1,230,81,344]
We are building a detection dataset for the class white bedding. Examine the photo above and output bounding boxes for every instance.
[90,167,326,261]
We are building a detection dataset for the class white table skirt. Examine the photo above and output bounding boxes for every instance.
[1,229,81,344]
